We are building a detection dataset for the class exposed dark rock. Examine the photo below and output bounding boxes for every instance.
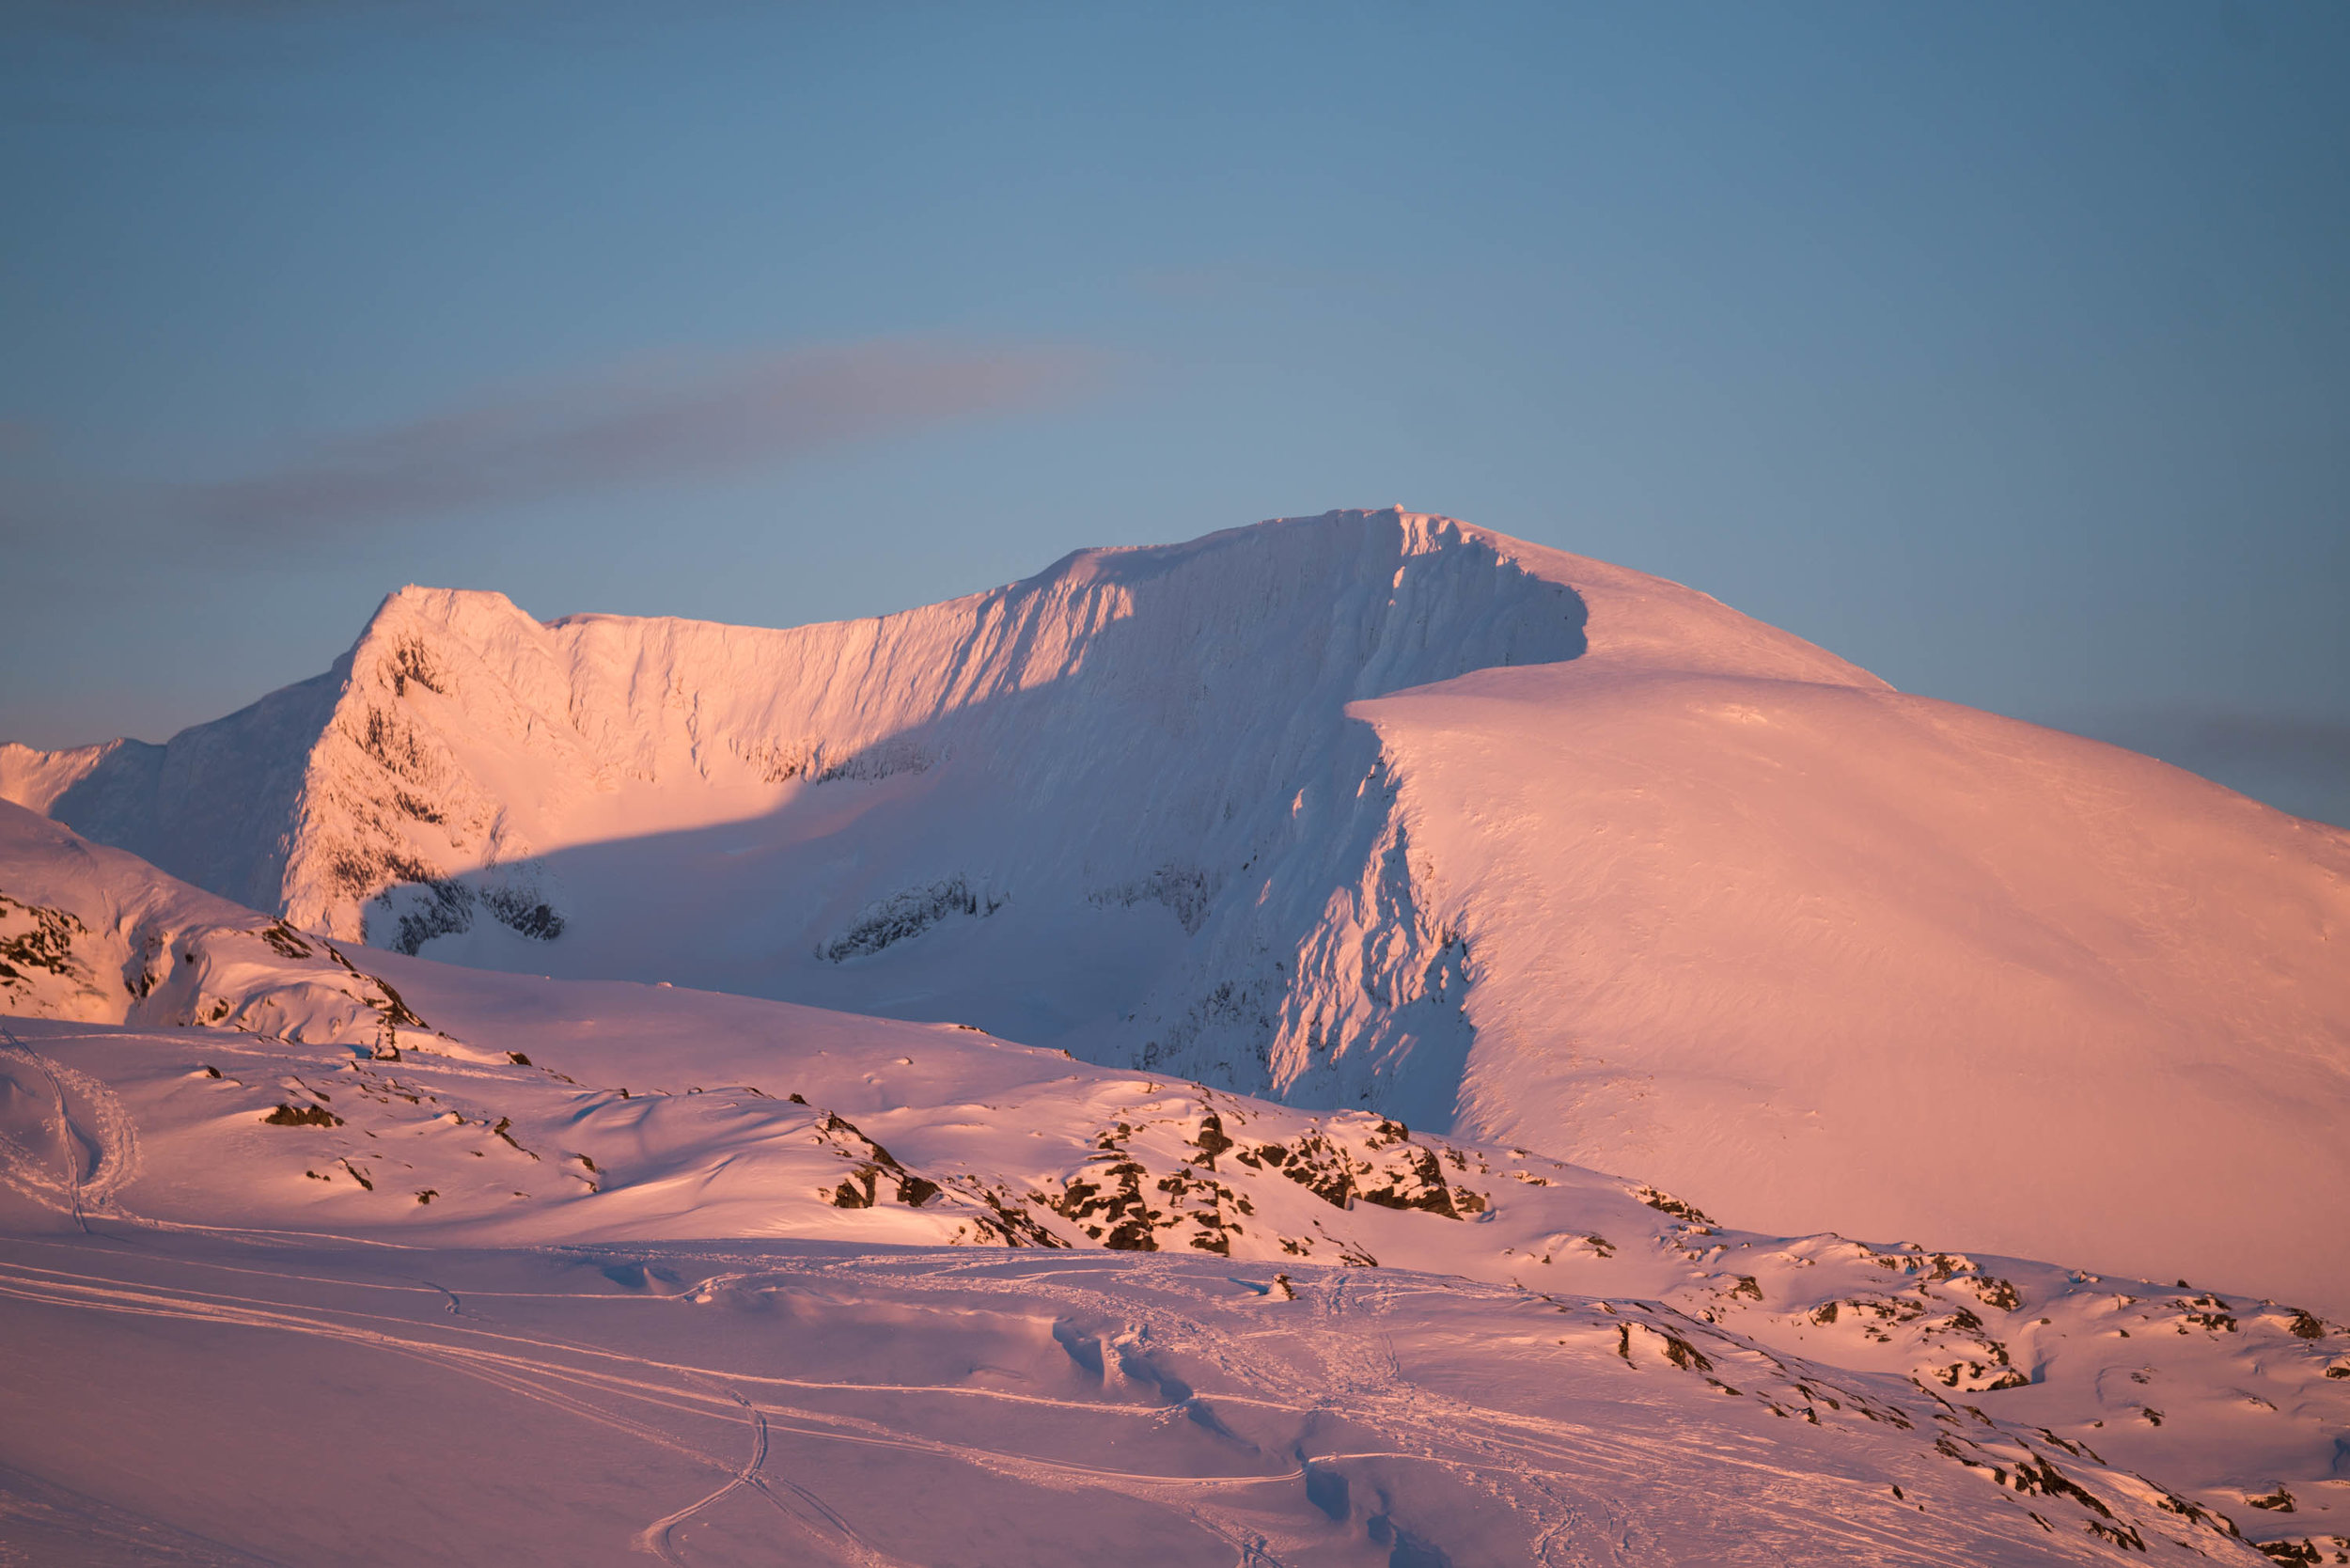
[1632,1184,1715,1227]
[819,875,1001,963]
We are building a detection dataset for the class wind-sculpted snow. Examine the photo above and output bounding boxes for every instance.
[6,508,2348,1316]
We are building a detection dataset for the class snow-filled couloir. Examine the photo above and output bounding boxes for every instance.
[6,508,2346,1313]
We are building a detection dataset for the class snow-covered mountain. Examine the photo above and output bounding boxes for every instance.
[7,509,2347,1316]
[3,801,2344,1563]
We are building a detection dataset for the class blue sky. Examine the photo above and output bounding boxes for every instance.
[4,1,2345,823]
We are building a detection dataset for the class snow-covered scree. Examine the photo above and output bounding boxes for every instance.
[6,509,2349,1311]
[2,814,2346,1562]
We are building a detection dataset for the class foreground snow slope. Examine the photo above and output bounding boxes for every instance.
[3,808,2345,1561]
[7,510,2346,1313]
[0,1231,2300,1568]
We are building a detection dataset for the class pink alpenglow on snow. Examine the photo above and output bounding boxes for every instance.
[3,510,2345,1564]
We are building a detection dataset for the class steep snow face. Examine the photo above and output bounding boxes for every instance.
[4,511,1622,1124]
[6,510,2347,1317]
[0,670,341,915]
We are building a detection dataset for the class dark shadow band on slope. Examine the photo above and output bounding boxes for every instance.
[337,513,1588,1135]
[19,510,1590,1136]
[41,668,345,915]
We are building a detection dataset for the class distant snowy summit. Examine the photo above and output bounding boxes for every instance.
[7,508,2347,1309]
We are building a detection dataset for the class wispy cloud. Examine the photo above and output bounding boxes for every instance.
[178,339,1100,537]
[2080,707,2350,775]
[2055,705,2350,827]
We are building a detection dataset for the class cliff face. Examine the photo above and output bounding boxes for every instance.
[8,507,2347,1309]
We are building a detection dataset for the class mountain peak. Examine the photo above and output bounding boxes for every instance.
[6,510,2344,1311]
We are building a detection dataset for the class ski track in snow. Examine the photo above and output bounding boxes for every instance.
[0,1220,2304,1565]
[0,996,2334,1561]
[634,1376,769,1567]
[0,1024,139,1231]
[0,1251,1319,1563]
